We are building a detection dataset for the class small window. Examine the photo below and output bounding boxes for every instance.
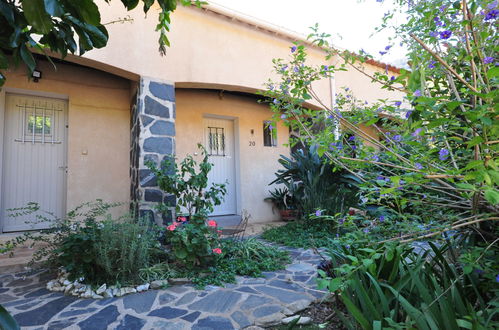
[263,121,277,147]
[208,127,225,156]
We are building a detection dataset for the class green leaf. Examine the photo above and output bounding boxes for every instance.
[466,136,484,148]
[0,2,15,25]
[487,67,499,79]
[121,0,140,10]
[70,0,101,25]
[328,277,342,292]
[22,0,54,34]
[0,50,8,69]
[19,45,36,73]
[44,0,64,16]
[0,304,20,330]
[484,189,499,205]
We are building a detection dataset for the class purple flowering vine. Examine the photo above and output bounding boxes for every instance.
[414,90,422,97]
[484,56,494,64]
[315,210,322,217]
[429,31,439,37]
[405,111,413,119]
[485,9,499,20]
[379,215,385,222]
[395,101,402,106]
[415,162,423,170]
[439,148,449,161]
[439,30,452,39]
[291,45,297,53]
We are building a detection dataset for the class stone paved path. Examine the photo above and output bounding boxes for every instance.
[1,244,327,329]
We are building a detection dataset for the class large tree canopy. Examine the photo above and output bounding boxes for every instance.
[0,0,203,86]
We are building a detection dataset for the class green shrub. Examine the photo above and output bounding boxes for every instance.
[261,220,336,249]
[190,238,290,288]
[147,145,226,268]
[319,242,499,329]
[270,144,360,217]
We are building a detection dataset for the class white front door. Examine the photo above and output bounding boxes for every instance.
[1,94,67,232]
[204,117,237,215]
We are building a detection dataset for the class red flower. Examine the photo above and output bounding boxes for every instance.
[167,224,176,231]
[207,220,217,227]
[348,209,355,216]
[212,248,222,254]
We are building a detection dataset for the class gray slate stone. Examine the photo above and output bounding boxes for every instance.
[253,305,282,318]
[188,290,241,313]
[144,189,163,203]
[139,169,157,187]
[78,305,119,330]
[231,311,251,328]
[149,82,175,102]
[159,293,177,305]
[150,120,175,136]
[236,286,259,294]
[144,96,170,118]
[175,292,198,306]
[143,137,173,154]
[117,314,146,330]
[181,311,201,323]
[286,263,316,272]
[193,316,235,330]
[123,290,158,314]
[141,115,154,127]
[59,308,97,317]
[14,296,75,327]
[268,279,305,292]
[240,295,272,310]
[148,306,188,319]
[255,286,310,304]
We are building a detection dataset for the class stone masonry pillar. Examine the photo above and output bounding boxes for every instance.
[130,77,176,225]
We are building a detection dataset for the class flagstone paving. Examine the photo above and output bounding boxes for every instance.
[2,243,327,329]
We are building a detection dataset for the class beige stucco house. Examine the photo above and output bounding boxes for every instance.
[0,3,403,233]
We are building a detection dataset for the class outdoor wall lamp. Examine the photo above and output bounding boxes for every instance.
[32,69,42,82]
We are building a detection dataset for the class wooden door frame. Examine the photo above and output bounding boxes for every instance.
[203,114,241,216]
[0,88,69,233]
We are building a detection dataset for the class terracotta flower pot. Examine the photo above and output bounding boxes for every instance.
[279,209,298,221]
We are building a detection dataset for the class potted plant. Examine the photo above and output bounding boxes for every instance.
[264,188,299,221]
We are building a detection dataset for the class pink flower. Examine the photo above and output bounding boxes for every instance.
[167,224,176,231]
[207,220,217,227]
[177,216,187,222]
[212,248,222,254]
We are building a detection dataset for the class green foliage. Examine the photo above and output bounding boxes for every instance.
[265,187,298,210]
[0,0,204,86]
[147,145,226,268]
[0,201,164,286]
[261,220,337,249]
[147,144,226,218]
[0,304,19,330]
[190,238,290,288]
[270,144,360,217]
[319,242,499,329]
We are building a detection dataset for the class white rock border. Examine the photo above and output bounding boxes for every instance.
[46,269,175,299]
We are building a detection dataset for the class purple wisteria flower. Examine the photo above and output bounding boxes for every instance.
[496,273,499,282]
[280,65,288,72]
[339,218,345,224]
[439,148,449,161]
[273,99,279,104]
[439,5,447,12]
[393,135,402,142]
[371,154,380,162]
[439,30,452,39]
[390,76,396,81]
[315,210,322,217]
[348,135,356,141]
[485,9,499,20]
[280,114,287,119]
[415,162,423,170]
[385,45,392,50]
[484,56,494,64]
[379,215,385,222]
[405,111,413,119]
[268,124,274,130]
[395,101,402,106]
[429,31,439,37]
[488,1,498,9]
[379,50,387,55]
[293,66,299,73]
[345,87,350,91]
[363,228,370,233]
[351,145,357,150]
[376,175,384,180]
[414,89,422,97]
[412,128,422,137]
[429,60,437,68]
[291,45,297,53]
[323,65,329,71]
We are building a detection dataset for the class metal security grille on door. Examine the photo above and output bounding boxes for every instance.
[208,127,225,156]
[15,101,63,144]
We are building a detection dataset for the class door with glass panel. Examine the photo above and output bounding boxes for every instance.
[204,117,237,215]
[1,94,67,232]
